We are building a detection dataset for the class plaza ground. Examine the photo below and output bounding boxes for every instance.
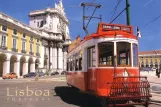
[0,76,160,107]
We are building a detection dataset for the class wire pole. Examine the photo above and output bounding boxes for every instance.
[126,0,130,25]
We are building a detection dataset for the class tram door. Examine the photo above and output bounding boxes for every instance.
[87,46,96,91]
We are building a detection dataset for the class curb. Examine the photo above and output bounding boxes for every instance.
[150,100,161,105]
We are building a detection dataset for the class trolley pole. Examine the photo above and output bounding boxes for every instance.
[126,0,130,25]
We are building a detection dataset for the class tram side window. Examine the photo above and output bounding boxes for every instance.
[67,61,69,71]
[117,42,131,66]
[75,59,79,71]
[98,42,114,66]
[133,44,138,67]
[79,58,82,70]
[88,47,96,67]
[70,61,72,71]
[72,60,75,71]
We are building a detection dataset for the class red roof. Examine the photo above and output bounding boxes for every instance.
[139,50,161,55]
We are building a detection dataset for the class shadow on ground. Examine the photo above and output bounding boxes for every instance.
[54,86,102,107]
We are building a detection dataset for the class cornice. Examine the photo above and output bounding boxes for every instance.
[29,8,69,24]
[0,12,42,36]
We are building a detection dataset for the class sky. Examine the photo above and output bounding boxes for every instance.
[0,0,160,51]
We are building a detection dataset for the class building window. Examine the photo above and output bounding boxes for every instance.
[37,22,39,27]
[30,44,32,52]
[2,25,7,32]
[37,39,39,42]
[23,33,26,38]
[36,45,39,53]
[22,41,26,50]
[30,37,33,41]
[13,29,17,35]
[44,47,47,55]
[98,42,114,66]
[1,36,6,47]
[12,39,17,49]
[88,46,96,67]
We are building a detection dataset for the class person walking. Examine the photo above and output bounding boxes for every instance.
[156,68,160,78]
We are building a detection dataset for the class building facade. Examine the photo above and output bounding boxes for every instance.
[0,1,71,78]
[139,50,161,69]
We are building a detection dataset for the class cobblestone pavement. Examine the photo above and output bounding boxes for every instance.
[146,76,161,102]
[0,76,160,107]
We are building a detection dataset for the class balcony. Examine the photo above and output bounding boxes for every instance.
[36,53,40,57]
[0,46,7,50]
[29,52,34,55]
[44,54,48,59]
[21,50,26,54]
[12,48,18,52]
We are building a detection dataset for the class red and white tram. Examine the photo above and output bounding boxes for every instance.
[66,23,151,106]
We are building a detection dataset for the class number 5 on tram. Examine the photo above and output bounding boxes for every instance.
[66,23,151,107]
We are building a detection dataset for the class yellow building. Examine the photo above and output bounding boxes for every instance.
[0,12,42,78]
[139,50,161,69]
[0,1,71,78]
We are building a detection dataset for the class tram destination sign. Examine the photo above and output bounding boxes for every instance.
[102,24,131,33]
[102,25,121,31]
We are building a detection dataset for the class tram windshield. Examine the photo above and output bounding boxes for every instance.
[98,42,114,66]
[117,42,131,66]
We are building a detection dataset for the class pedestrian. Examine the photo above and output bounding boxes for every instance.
[156,68,160,78]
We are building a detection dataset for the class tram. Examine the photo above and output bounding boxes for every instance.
[66,23,152,106]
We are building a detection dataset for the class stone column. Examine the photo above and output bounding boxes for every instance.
[14,60,20,77]
[39,45,44,68]
[52,43,57,70]
[30,62,35,73]
[58,42,63,71]
[3,60,10,76]
[63,51,67,71]
[23,62,28,75]
[49,42,53,69]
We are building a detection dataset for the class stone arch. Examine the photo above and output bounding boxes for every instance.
[35,59,40,70]
[0,53,7,77]
[10,55,17,73]
[146,64,149,68]
[20,57,26,76]
[28,58,33,73]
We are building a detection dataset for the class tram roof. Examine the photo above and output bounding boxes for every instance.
[68,22,138,53]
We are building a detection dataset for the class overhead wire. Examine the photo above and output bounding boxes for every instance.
[110,0,123,22]
[144,14,161,28]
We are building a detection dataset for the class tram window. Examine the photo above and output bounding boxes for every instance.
[72,60,75,71]
[75,59,79,71]
[70,61,72,71]
[79,58,82,70]
[88,47,96,67]
[67,61,69,71]
[117,42,131,66]
[133,44,138,67]
[98,42,114,66]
